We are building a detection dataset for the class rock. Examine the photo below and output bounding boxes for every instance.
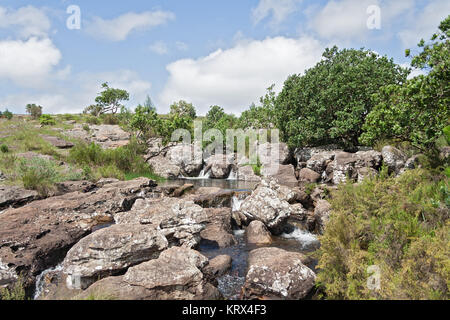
[145,137,176,160]
[193,190,235,208]
[148,154,181,179]
[382,146,407,174]
[241,247,316,300]
[404,155,421,170]
[257,142,292,165]
[261,164,298,187]
[204,154,235,179]
[53,181,96,196]
[240,178,291,235]
[246,221,272,245]
[172,184,194,197]
[166,143,204,177]
[0,178,157,291]
[96,178,120,187]
[40,135,74,149]
[439,146,450,161]
[115,198,208,248]
[306,151,336,174]
[357,167,378,183]
[298,168,321,183]
[200,208,236,248]
[66,124,130,149]
[77,247,221,300]
[314,200,332,233]
[237,165,261,182]
[63,224,168,290]
[329,152,358,185]
[294,145,341,164]
[0,171,5,181]
[0,185,40,210]
[203,255,232,280]
[355,150,383,169]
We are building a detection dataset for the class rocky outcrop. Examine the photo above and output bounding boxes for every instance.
[236,165,261,182]
[147,155,181,179]
[240,178,291,234]
[115,198,208,248]
[261,164,298,187]
[193,190,235,208]
[204,154,235,179]
[53,181,96,196]
[298,168,321,183]
[258,142,292,165]
[0,178,157,291]
[40,135,74,149]
[246,221,272,245]
[166,143,204,177]
[382,146,407,174]
[200,208,236,248]
[63,224,169,290]
[0,185,40,210]
[77,247,221,300]
[66,124,130,149]
[241,247,316,300]
[314,200,332,234]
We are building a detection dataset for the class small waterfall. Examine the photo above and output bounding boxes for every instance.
[227,169,238,181]
[231,196,245,212]
[280,228,320,250]
[34,264,63,300]
[198,169,211,179]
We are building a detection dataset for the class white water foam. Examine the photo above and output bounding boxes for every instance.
[33,264,63,300]
[231,196,244,212]
[180,169,211,180]
[227,169,238,181]
[280,228,320,249]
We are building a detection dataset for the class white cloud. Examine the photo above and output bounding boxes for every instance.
[86,11,175,41]
[252,0,301,27]
[0,37,62,87]
[149,41,169,55]
[0,5,51,38]
[159,36,324,115]
[175,41,189,51]
[0,70,152,114]
[397,0,450,47]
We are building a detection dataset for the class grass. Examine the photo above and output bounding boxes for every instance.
[0,277,27,300]
[316,167,449,300]
[125,171,165,182]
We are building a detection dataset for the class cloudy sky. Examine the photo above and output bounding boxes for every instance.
[0,0,448,115]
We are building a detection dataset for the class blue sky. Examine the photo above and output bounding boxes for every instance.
[0,0,449,115]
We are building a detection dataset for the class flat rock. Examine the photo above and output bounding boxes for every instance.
[0,185,40,210]
[40,135,74,149]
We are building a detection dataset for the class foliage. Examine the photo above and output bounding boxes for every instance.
[203,105,238,147]
[169,100,197,119]
[129,104,160,139]
[1,109,13,120]
[276,47,408,150]
[361,16,450,152]
[18,157,61,196]
[0,144,9,153]
[84,82,130,115]
[26,104,43,120]
[143,95,157,112]
[39,114,56,126]
[238,85,277,129]
[316,169,449,300]
[0,277,26,300]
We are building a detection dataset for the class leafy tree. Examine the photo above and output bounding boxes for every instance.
[169,100,197,119]
[2,109,13,120]
[26,104,43,120]
[129,104,160,139]
[276,47,409,150]
[238,85,277,130]
[84,82,130,115]
[361,16,450,152]
[143,95,156,112]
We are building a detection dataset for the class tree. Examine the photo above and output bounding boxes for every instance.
[26,104,43,120]
[238,85,277,129]
[169,100,197,119]
[276,47,409,150]
[129,104,160,139]
[1,109,13,120]
[360,16,450,152]
[205,105,226,128]
[143,95,156,112]
[84,82,130,115]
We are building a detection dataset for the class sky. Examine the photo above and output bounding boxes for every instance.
[0,0,449,115]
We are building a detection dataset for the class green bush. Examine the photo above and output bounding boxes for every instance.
[0,144,9,153]
[101,113,120,125]
[39,114,56,126]
[2,109,13,120]
[0,277,26,300]
[316,168,449,300]
[18,157,60,196]
[26,104,43,120]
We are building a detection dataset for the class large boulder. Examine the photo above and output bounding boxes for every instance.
[241,247,316,300]
[329,152,358,185]
[166,143,204,177]
[0,178,157,291]
[239,178,292,234]
[204,154,235,179]
[314,199,332,234]
[40,135,74,149]
[246,221,272,245]
[236,165,261,182]
[193,190,235,208]
[200,208,236,248]
[258,142,292,165]
[261,164,298,187]
[203,255,232,280]
[306,151,335,174]
[63,224,169,290]
[76,247,221,300]
[355,150,383,169]
[382,146,407,174]
[114,198,208,248]
[298,168,321,183]
[0,185,40,210]
[147,155,181,179]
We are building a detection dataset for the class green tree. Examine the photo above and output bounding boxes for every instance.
[276,47,409,150]
[25,104,43,120]
[2,109,13,120]
[169,100,197,119]
[361,16,450,152]
[143,95,156,112]
[238,85,277,130]
[129,104,161,140]
[84,82,130,115]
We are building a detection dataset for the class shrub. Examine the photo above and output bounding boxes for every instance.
[316,169,449,300]
[26,104,43,120]
[2,109,13,120]
[0,144,9,153]
[85,116,100,125]
[39,114,56,126]
[18,157,60,196]
[0,277,26,300]
[101,113,120,125]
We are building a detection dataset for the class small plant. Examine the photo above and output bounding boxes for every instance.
[39,114,56,126]
[0,277,27,300]
[82,124,90,132]
[2,109,13,120]
[18,157,60,196]
[0,144,9,153]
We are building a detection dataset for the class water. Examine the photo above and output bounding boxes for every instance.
[199,227,319,300]
[158,178,257,191]
[34,264,63,300]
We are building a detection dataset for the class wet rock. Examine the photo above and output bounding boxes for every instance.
[63,224,168,290]
[204,154,235,179]
[77,247,221,300]
[203,255,232,279]
[298,168,321,183]
[166,143,204,177]
[172,184,194,198]
[240,178,291,235]
[241,247,316,300]
[200,208,236,248]
[246,221,272,245]
[0,178,156,291]
[382,146,407,174]
[193,190,235,208]
[0,185,40,210]
[115,198,208,248]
